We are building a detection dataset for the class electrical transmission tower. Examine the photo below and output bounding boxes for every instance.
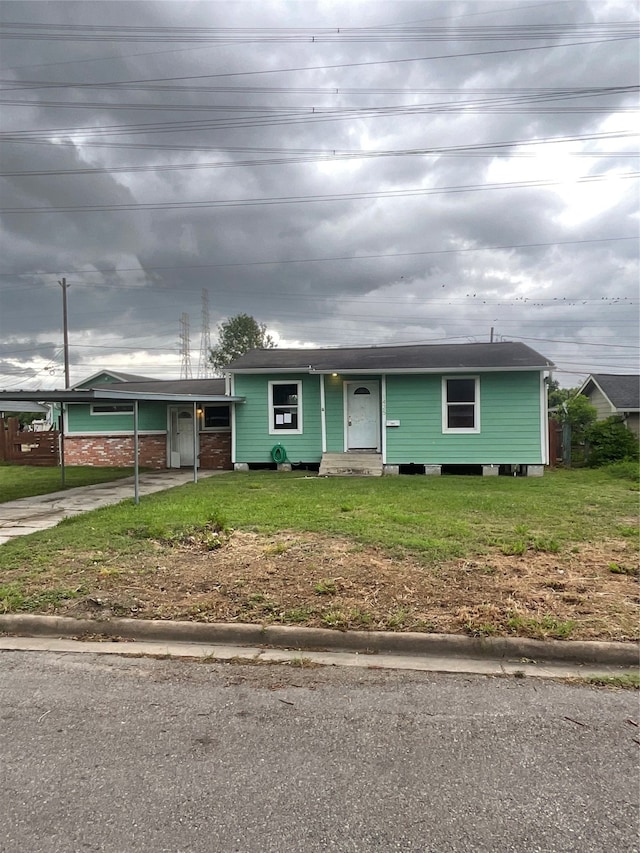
[179,312,193,380]
[198,289,212,378]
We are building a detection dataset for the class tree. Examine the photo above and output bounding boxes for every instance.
[209,313,275,374]
[547,379,577,410]
[557,394,597,444]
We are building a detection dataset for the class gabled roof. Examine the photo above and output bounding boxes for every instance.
[73,369,155,389]
[579,374,640,411]
[227,341,553,373]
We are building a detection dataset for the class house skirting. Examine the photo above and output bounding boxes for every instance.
[64,432,232,470]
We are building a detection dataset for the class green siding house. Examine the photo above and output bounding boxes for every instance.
[227,342,554,476]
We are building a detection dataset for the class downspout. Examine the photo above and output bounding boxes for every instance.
[230,374,236,465]
[320,373,327,454]
[381,374,387,464]
[541,373,549,465]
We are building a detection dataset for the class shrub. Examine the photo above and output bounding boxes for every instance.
[586,417,639,467]
[603,459,640,482]
[557,394,597,444]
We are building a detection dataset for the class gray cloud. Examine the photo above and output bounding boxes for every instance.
[0,0,638,388]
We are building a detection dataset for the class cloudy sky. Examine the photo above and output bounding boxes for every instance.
[0,0,638,390]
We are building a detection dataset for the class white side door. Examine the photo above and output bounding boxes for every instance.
[345,382,380,450]
[169,407,195,467]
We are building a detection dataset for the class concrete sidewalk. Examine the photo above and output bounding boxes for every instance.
[3,634,636,680]
[1,614,638,680]
[0,469,221,544]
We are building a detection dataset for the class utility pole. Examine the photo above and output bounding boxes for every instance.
[58,277,70,388]
[490,326,494,343]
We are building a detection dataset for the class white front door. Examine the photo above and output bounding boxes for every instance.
[346,382,380,450]
[169,407,195,467]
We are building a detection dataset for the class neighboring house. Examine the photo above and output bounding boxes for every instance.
[226,341,554,476]
[577,374,640,437]
[63,371,239,469]
[0,400,49,420]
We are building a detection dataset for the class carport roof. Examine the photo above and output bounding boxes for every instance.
[0,389,243,404]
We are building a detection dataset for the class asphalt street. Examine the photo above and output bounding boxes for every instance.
[1,651,638,853]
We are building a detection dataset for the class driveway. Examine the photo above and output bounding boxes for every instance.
[0,470,221,544]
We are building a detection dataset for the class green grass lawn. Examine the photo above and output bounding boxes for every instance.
[0,466,637,568]
[0,464,135,503]
[0,467,637,639]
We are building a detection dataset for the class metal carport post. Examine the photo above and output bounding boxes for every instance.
[193,401,198,484]
[133,399,140,505]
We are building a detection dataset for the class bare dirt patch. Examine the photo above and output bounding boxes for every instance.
[6,530,638,641]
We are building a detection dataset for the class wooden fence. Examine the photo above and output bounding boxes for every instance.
[0,417,60,466]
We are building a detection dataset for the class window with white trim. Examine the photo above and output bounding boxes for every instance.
[442,377,480,433]
[268,381,302,434]
[91,403,134,415]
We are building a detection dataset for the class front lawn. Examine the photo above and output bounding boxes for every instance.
[0,468,638,640]
[0,464,135,503]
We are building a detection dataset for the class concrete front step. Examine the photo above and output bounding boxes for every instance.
[319,452,383,477]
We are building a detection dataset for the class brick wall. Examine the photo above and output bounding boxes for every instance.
[64,435,167,469]
[199,431,232,469]
[64,431,232,470]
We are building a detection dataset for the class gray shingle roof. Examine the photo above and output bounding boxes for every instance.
[227,341,553,372]
[73,369,155,389]
[96,378,227,396]
[589,374,640,410]
[104,370,155,382]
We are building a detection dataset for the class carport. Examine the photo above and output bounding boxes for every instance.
[0,388,244,504]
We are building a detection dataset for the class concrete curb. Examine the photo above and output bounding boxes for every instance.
[1,614,638,666]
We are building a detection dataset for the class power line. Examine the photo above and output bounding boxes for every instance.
[0,235,636,282]
[507,335,639,350]
[0,84,638,105]
[4,332,636,360]
[2,172,637,215]
[0,2,580,74]
[3,97,637,141]
[1,21,637,42]
[3,129,634,165]
[0,35,636,102]
[2,150,635,179]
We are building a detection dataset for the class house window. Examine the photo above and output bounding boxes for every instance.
[268,381,302,434]
[202,404,230,430]
[442,377,480,433]
[91,403,134,415]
